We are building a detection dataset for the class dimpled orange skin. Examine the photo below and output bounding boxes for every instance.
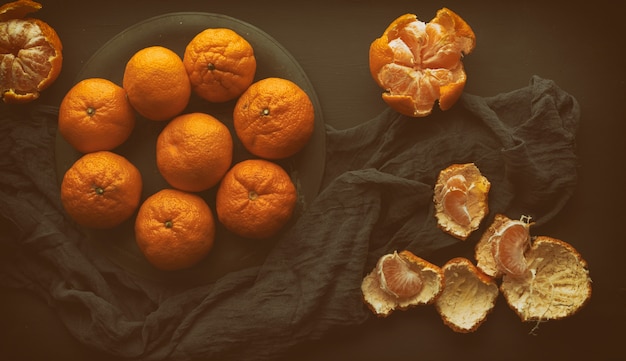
[369,8,475,117]
[156,112,233,192]
[216,159,297,239]
[122,46,191,121]
[183,27,256,103]
[0,0,63,103]
[134,188,215,271]
[233,77,315,160]
[60,151,142,229]
[58,78,136,153]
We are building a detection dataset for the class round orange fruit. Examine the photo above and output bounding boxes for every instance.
[60,151,142,229]
[135,188,215,271]
[369,8,475,117]
[183,28,256,103]
[122,46,190,121]
[233,77,314,159]
[156,112,233,192]
[0,0,63,103]
[216,159,297,239]
[58,78,135,153]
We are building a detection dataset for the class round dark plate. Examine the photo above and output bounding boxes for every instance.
[54,12,326,286]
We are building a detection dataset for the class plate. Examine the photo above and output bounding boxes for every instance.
[54,13,326,285]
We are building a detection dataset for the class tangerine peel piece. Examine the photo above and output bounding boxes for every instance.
[435,257,499,333]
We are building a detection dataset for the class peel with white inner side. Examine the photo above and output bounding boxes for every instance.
[500,236,592,322]
[435,257,499,333]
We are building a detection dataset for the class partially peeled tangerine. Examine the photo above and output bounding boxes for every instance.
[361,250,444,317]
[433,163,490,240]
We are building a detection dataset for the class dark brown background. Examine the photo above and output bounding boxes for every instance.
[2,0,624,360]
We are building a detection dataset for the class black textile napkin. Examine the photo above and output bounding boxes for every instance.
[0,76,579,361]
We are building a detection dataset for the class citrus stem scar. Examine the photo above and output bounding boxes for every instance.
[86,107,96,116]
[261,108,270,116]
[248,190,258,200]
[93,186,104,195]
[207,63,215,71]
[164,220,173,228]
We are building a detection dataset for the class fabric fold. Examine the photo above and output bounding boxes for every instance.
[0,76,580,361]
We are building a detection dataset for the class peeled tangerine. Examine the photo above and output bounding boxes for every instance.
[435,257,499,333]
[434,163,490,240]
[369,8,475,117]
[500,236,592,322]
[361,250,444,317]
[0,0,63,103]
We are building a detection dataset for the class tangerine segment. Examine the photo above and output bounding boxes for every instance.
[361,250,444,317]
[500,236,592,322]
[369,8,475,117]
[215,159,297,239]
[0,1,63,103]
[156,112,233,192]
[183,28,256,103]
[433,163,490,240]
[435,257,499,333]
[135,189,215,271]
[233,77,315,160]
[492,222,531,277]
[58,78,136,153]
[377,251,424,299]
[475,214,532,278]
[60,151,142,229]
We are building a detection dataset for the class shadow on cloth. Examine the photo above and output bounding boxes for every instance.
[0,76,579,360]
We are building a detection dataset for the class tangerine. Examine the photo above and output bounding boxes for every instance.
[233,77,315,160]
[60,151,142,229]
[122,46,190,121]
[361,250,444,317]
[58,78,135,153]
[156,112,233,192]
[216,159,297,239]
[134,188,215,271]
[183,28,256,103]
[0,0,63,103]
[433,163,490,240]
[369,8,475,117]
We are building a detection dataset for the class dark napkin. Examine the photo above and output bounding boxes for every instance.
[0,76,579,361]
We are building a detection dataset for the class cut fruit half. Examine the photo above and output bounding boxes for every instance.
[433,163,490,240]
[435,257,499,333]
[500,236,592,322]
[369,8,475,117]
[362,250,444,317]
[475,214,532,278]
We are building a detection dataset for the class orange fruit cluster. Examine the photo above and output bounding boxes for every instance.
[59,27,314,271]
[0,0,63,103]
